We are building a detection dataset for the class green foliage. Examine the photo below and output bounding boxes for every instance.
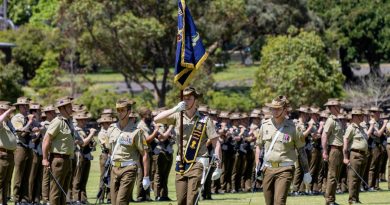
[76,89,156,118]
[0,24,62,81]
[8,0,39,25]
[308,0,390,76]
[207,90,254,112]
[251,30,345,108]
[30,0,60,26]
[0,62,24,101]
[29,51,62,88]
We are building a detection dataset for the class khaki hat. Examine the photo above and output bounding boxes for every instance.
[309,106,320,114]
[218,111,230,119]
[251,109,262,115]
[362,108,370,115]
[250,113,260,118]
[324,98,341,106]
[102,108,115,115]
[129,112,139,118]
[230,112,241,120]
[265,96,289,108]
[351,108,364,115]
[261,107,270,114]
[97,116,115,123]
[0,103,11,110]
[183,86,202,98]
[369,106,382,112]
[13,97,31,106]
[297,105,309,113]
[55,97,73,108]
[198,105,209,113]
[73,112,91,120]
[138,107,151,117]
[0,101,10,105]
[240,113,249,119]
[72,104,87,112]
[43,105,56,112]
[29,103,41,110]
[116,99,135,109]
[209,109,219,115]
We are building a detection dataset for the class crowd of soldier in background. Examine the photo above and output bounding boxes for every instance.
[0,96,389,205]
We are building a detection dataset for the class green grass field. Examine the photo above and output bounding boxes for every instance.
[85,143,390,205]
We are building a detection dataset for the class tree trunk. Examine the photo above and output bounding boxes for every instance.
[339,47,354,82]
[157,66,170,107]
[368,60,382,77]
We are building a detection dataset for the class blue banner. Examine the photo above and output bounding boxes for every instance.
[174,0,208,89]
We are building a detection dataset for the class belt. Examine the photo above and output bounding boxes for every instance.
[264,161,294,168]
[51,153,70,159]
[330,145,342,150]
[351,149,366,155]
[112,160,137,168]
[0,148,13,154]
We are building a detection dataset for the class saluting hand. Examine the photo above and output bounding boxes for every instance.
[27,114,35,123]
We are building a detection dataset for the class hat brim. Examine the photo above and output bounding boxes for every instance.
[324,102,341,106]
[13,102,29,106]
[56,102,72,108]
[265,103,284,108]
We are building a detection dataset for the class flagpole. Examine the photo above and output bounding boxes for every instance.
[179,90,184,174]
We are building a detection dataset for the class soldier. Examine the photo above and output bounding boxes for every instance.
[41,105,58,205]
[241,112,259,192]
[218,111,234,193]
[255,96,311,205]
[337,114,348,194]
[230,112,245,193]
[12,97,34,204]
[42,97,85,205]
[343,108,368,204]
[317,111,329,194]
[152,109,174,201]
[136,107,160,202]
[28,103,45,204]
[0,103,16,205]
[306,106,322,195]
[292,106,314,196]
[367,107,387,191]
[386,116,390,190]
[154,87,222,205]
[72,112,97,204]
[108,99,150,205]
[321,98,345,205]
[97,115,115,204]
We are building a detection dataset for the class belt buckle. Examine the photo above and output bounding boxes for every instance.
[114,161,121,167]
[271,162,279,168]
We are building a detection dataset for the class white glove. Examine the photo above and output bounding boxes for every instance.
[303,173,312,185]
[173,101,186,113]
[142,176,151,190]
[211,168,222,180]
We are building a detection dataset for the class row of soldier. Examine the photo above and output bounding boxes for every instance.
[0,91,389,205]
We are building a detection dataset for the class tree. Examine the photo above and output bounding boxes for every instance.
[7,0,39,25]
[345,76,390,107]
[0,24,62,82]
[0,61,24,101]
[308,0,390,78]
[251,29,345,108]
[58,0,246,107]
